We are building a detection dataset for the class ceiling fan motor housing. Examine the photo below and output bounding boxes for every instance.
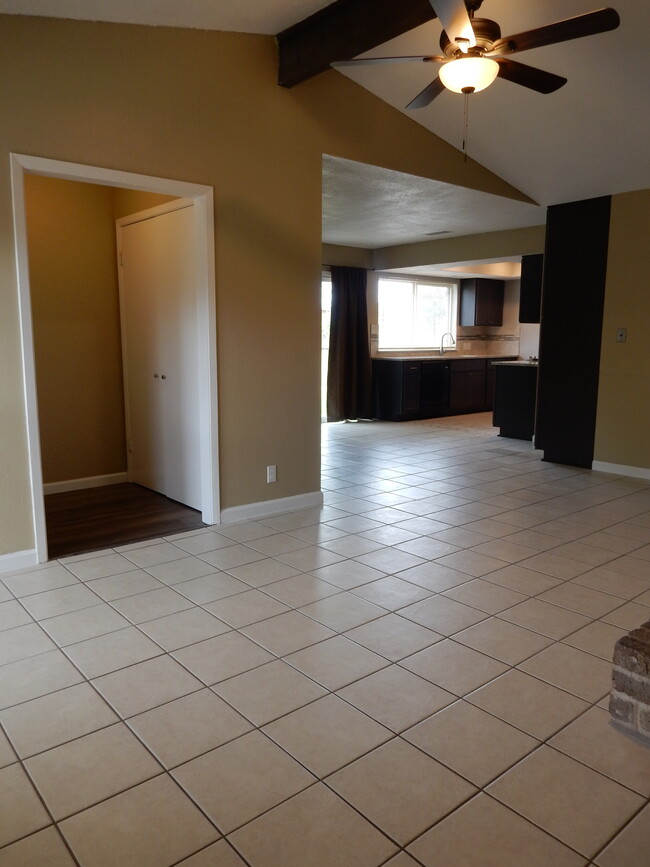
[440,18,501,57]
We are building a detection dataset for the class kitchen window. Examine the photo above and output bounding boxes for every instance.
[378,276,457,350]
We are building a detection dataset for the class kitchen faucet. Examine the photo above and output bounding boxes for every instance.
[440,332,456,354]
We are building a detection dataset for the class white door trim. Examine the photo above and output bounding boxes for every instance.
[10,153,220,564]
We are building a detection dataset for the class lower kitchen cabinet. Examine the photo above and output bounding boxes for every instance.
[493,363,538,440]
[373,359,449,421]
[373,357,514,421]
[420,360,451,416]
[449,360,488,413]
[372,360,422,421]
[486,363,496,410]
[401,362,421,416]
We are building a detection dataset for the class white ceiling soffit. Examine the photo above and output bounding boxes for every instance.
[386,258,522,280]
[335,0,650,208]
[0,0,333,34]
[322,155,546,248]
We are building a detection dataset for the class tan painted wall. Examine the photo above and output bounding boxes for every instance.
[594,189,650,469]
[25,176,127,483]
[112,189,178,221]
[25,178,181,486]
[0,15,544,556]
[373,225,546,271]
[322,244,374,270]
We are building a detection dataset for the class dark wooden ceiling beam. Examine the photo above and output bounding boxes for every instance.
[277,0,436,88]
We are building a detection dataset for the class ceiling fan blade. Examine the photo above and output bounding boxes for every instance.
[430,0,476,49]
[332,55,444,68]
[495,58,567,94]
[407,76,446,109]
[490,8,620,56]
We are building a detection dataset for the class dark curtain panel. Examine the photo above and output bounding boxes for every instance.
[326,266,372,421]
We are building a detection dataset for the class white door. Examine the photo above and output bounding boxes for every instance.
[119,204,202,510]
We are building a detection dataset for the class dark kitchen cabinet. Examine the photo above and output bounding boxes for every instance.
[449,359,487,412]
[373,359,450,420]
[519,254,543,323]
[486,362,496,410]
[493,363,538,440]
[459,279,504,326]
[372,359,421,421]
[420,360,451,416]
[373,357,516,421]
[401,362,421,416]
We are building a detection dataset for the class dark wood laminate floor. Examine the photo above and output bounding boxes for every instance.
[45,483,207,559]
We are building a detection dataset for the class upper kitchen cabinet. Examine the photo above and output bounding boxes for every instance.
[459,278,504,326]
[519,254,544,323]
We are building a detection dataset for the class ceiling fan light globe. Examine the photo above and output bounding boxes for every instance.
[439,56,499,93]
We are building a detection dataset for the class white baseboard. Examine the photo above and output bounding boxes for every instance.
[43,472,128,495]
[592,461,650,481]
[220,491,324,525]
[0,549,38,575]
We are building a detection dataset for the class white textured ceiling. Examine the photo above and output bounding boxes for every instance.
[323,155,546,248]
[0,0,333,34]
[3,0,649,255]
[336,0,650,212]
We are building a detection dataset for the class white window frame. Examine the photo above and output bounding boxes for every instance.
[377,274,458,351]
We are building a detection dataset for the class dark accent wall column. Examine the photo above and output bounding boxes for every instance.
[535,196,611,468]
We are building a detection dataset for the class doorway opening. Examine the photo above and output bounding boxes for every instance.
[11,154,219,565]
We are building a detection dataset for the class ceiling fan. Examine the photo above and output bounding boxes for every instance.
[333,0,620,109]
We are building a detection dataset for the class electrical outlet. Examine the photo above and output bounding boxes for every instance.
[616,328,627,343]
[266,465,277,483]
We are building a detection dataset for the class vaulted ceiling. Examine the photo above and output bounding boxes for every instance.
[3,0,649,251]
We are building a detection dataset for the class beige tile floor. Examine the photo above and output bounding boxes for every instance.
[1,413,650,866]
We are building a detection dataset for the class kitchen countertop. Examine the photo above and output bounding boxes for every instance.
[374,355,517,362]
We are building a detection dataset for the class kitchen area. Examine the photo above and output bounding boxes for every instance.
[370,254,543,440]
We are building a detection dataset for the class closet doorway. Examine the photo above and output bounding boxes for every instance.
[11,154,219,564]
[118,201,202,510]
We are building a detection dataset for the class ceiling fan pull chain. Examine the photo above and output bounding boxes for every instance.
[462,91,470,162]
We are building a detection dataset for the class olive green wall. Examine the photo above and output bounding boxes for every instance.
[0,15,550,557]
[594,189,650,470]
